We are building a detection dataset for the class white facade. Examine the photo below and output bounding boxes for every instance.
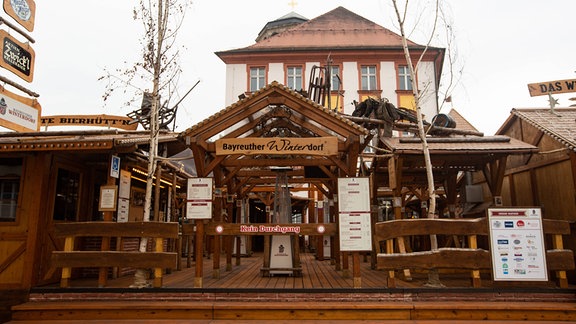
[224,60,440,120]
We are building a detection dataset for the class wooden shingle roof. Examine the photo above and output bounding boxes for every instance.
[498,107,576,152]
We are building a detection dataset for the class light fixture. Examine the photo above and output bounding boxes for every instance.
[131,167,181,189]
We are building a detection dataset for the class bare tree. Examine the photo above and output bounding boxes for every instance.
[100,0,191,288]
[391,0,459,287]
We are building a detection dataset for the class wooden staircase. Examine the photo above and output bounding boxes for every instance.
[8,288,576,323]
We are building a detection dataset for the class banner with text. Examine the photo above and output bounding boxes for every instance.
[216,136,338,156]
[0,85,39,131]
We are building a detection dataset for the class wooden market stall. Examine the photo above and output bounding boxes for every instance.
[179,81,370,285]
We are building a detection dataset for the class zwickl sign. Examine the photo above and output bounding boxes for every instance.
[0,29,34,82]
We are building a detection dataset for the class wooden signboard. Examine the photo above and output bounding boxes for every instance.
[186,177,213,219]
[337,177,372,252]
[99,185,118,212]
[0,29,34,82]
[527,78,576,97]
[0,85,40,132]
[40,114,138,130]
[3,0,36,32]
[488,207,548,281]
[215,136,338,156]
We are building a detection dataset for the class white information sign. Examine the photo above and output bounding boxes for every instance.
[116,170,131,223]
[186,178,213,219]
[337,177,372,251]
[337,177,370,212]
[488,207,548,281]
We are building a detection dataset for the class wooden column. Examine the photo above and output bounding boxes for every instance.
[352,252,361,288]
[316,194,324,260]
[388,156,411,281]
[98,160,116,288]
[194,219,204,288]
[153,165,162,221]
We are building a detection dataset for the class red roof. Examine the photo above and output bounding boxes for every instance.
[226,6,425,52]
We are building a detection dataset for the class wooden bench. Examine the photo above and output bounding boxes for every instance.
[51,221,179,288]
[374,217,575,288]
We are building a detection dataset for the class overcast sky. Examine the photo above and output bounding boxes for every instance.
[18,1,576,134]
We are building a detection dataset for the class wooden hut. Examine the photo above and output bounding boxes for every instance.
[483,107,576,281]
[0,129,189,317]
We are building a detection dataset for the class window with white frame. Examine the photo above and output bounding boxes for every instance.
[398,65,413,90]
[286,66,303,90]
[250,67,266,92]
[360,65,377,91]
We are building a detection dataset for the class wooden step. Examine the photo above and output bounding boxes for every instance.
[10,300,576,322]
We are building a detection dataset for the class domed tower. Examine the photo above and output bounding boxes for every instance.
[255,11,308,42]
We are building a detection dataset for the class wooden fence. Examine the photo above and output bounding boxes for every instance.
[51,221,179,288]
[374,218,575,288]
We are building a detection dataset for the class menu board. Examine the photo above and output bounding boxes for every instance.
[186,178,213,219]
[488,207,547,281]
[337,177,372,251]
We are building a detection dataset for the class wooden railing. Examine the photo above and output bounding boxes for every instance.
[51,221,179,288]
[374,218,575,288]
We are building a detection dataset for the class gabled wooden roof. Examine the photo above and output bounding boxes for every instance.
[497,107,576,152]
[373,135,538,190]
[182,81,368,140]
[180,81,371,197]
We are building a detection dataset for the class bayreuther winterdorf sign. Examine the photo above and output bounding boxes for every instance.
[0,29,34,82]
[215,137,338,156]
[527,78,576,97]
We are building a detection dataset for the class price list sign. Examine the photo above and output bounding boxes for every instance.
[186,178,213,219]
[337,177,372,251]
[488,207,547,281]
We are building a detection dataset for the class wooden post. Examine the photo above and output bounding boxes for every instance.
[60,236,74,288]
[386,239,395,288]
[316,198,324,260]
[212,204,221,279]
[153,166,162,221]
[553,233,568,288]
[153,237,164,288]
[262,235,271,276]
[99,171,116,288]
[332,199,341,270]
[342,251,350,277]
[393,199,411,281]
[187,230,193,268]
[194,220,204,287]
[468,234,482,288]
[222,202,233,271]
[352,252,361,288]
[293,234,301,272]
[235,236,241,266]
